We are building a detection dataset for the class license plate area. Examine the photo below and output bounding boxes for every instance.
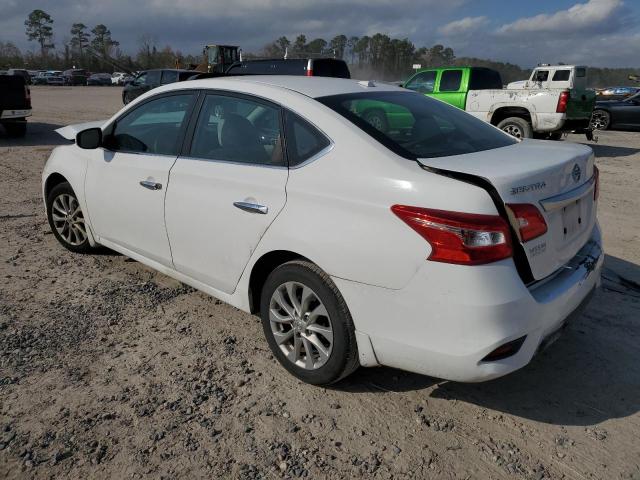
[562,200,583,239]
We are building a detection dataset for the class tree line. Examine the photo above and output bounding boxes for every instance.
[2,9,638,87]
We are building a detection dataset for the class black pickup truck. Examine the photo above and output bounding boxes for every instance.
[0,75,31,137]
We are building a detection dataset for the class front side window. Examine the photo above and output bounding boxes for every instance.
[189,94,284,166]
[439,70,462,92]
[405,71,436,94]
[107,93,194,155]
[146,70,161,85]
[534,70,549,82]
[135,73,147,86]
[285,111,331,166]
[318,91,517,160]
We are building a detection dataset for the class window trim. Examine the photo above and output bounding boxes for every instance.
[181,89,289,169]
[102,90,200,157]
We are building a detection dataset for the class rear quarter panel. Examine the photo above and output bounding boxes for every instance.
[239,90,499,290]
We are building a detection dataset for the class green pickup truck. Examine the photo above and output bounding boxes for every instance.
[356,65,596,139]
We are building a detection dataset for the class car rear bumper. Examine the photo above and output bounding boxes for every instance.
[334,222,603,382]
[1,109,32,120]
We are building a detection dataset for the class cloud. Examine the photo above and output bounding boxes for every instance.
[497,0,624,35]
[438,16,488,36]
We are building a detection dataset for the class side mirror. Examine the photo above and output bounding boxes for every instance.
[76,128,102,149]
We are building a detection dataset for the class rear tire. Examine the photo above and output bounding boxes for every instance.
[4,122,27,138]
[46,182,93,254]
[497,117,533,139]
[259,260,359,385]
[590,109,610,130]
[363,109,389,133]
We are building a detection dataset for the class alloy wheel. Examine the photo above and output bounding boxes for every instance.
[269,281,334,370]
[502,124,524,139]
[51,193,87,246]
[590,111,609,130]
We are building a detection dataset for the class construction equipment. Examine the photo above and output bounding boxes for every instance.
[183,45,240,73]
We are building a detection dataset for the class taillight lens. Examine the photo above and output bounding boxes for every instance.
[556,91,570,113]
[593,165,599,201]
[391,205,513,265]
[505,203,547,242]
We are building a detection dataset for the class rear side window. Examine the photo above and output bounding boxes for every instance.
[161,70,178,84]
[189,94,284,166]
[552,70,571,81]
[146,70,161,85]
[469,69,503,90]
[285,111,331,166]
[439,70,462,92]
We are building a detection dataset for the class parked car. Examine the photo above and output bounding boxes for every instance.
[33,71,64,86]
[403,65,595,140]
[226,58,350,78]
[45,77,602,385]
[63,69,88,86]
[111,72,131,85]
[121,69,196,104]
[7,68,32,85]
[591,91,640,131]
[596,86,639,101]
[0,74,31,137]
[87,73,113,86]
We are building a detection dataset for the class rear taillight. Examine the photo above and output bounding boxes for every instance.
[593,165,600,201]
[505,203,547,242]
[556,91,570,113]
[306,59,313,76]
[391,205,513,265]
[25,85,30,100]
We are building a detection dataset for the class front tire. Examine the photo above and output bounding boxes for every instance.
[260,260,359,385]
[590,109,610,130]
[497,117,533,139]
[46,182,92,253]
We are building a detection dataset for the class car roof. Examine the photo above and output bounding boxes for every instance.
[168,75,402,99]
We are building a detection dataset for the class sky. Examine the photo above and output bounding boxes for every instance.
[1,0,638,68]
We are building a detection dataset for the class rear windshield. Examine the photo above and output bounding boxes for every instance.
[313,60,350,79]
[317,91,517,159]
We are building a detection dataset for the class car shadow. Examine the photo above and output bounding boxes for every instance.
[583,142,640,158]
[0,122,71,146]
[334,255,640,426]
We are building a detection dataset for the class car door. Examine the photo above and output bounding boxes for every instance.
[84,91,197,266]
[615,96,640,129]
[165,92,288,293]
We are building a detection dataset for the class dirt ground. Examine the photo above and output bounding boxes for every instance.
[1,86,639,480]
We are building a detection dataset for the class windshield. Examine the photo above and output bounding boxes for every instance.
[317,91,517,159]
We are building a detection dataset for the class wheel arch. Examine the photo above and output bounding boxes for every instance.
[489,105,534,126]
[44,172,70,199]
[247,250,313,314]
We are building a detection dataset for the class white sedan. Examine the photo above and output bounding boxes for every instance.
[43,76,603,385]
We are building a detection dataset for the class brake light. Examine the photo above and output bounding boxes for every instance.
[305,59,313,76]
[505,203,547,242]
[556,91,570,113]
[593,165,600,201]
[391,205,512,265]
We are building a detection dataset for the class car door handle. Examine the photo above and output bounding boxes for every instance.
[139,180,162,190]
[233,201,268,214]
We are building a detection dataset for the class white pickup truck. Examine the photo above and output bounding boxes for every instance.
[401,65,596,140]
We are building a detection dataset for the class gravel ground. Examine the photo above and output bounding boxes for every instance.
[1,86,639,479]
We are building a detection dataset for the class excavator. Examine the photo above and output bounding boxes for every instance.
[177,44,241,73]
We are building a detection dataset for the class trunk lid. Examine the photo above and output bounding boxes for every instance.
[419,140,597,281]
